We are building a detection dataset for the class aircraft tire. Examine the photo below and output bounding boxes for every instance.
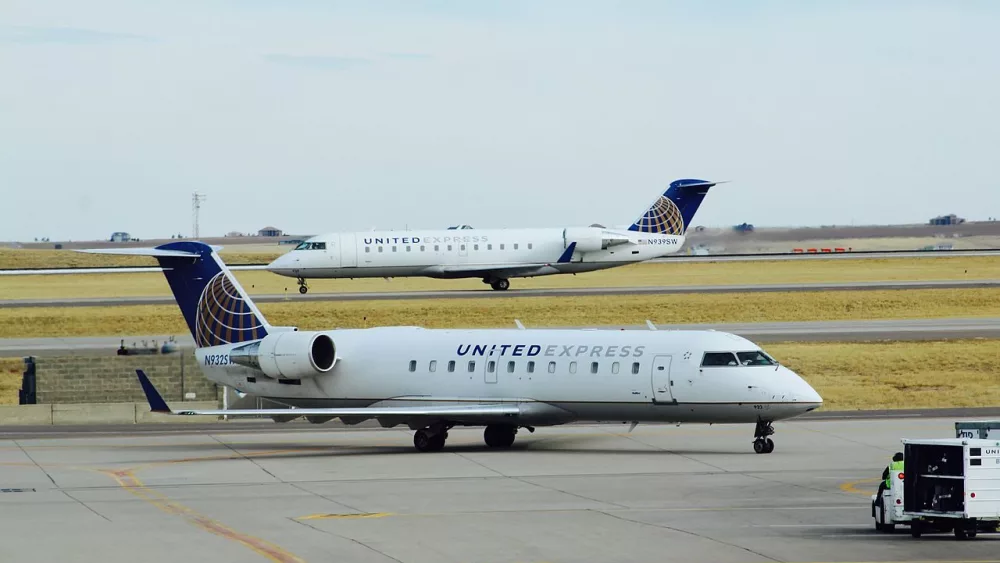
[414,429,447,452]
[764,438,775,454]
[484,424,516,448]
[753,439,766,454]
[490,279,510,291]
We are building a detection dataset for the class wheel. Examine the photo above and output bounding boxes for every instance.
[753,439,766,454]
[484,424,516,448]
[954,525,968,540]
[414,429,447,452]
[490,279,510,291]
[875,504,885,532]
[764,438,774,454]
[910,521,922,538]
[298,285,308,294]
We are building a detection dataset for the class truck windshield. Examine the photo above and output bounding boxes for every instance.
[736,351,776,366]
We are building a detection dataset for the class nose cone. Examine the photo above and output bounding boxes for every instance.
[783,366,823,406]
[266,253,299,276]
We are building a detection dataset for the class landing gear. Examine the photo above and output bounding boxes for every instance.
[297,278,309,294]
[487,278,510,291]
[753,419,775,454]
[483,424,517,448]
[413,424,449,452]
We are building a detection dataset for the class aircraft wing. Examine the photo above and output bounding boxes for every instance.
[136,370,521,419]
[422,263,560,279]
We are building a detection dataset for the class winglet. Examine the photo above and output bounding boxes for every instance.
[514,319,525,330]
[556,242,577,263]
[136,369,172,413]
[646,320,657,331]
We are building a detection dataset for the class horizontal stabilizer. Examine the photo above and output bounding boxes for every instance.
[75,247,203,258]
[136,370,521,418]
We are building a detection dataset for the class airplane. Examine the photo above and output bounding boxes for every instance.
[87,240,824,454]
[267,178,718,293]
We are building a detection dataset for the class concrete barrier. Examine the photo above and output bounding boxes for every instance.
[0,404,54,425]
[52,403,137,425]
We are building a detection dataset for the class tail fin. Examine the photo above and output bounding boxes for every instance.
[78,241,269,347]
[628,179,716,235]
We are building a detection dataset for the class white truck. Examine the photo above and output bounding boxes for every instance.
[872,438,1000,539]
[956,421,1000,440]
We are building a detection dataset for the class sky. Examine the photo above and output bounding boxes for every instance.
[2,0,999,241]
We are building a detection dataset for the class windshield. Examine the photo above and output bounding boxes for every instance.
[294,242,326,250]
[736,351,776,366]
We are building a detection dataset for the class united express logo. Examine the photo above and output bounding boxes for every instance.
[195,272,266,347]
[632,196,685,235]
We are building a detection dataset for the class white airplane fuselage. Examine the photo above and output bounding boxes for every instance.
[267,227,684,282]
[197,327,822,427]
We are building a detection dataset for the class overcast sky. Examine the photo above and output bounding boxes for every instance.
[2,1,998,241]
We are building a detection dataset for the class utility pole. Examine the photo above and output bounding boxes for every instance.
[192,192,207,239]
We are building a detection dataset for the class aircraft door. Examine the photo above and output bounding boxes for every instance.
[325,237,341,268]
[340,233,358,268]
[650,355,675,403]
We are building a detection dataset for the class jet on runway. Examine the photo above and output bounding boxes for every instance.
[88,241,822,453]
[268,178,716,293]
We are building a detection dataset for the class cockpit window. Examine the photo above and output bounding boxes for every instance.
[701,352,739,367]
[294,242,327,251]
[736,351,776,366]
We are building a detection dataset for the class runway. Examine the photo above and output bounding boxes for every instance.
[3,279,999,309]
[1,418,996,563]
[2,318,997,356]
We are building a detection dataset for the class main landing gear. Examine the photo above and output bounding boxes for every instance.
[753,419,775,454]
[296,278,309,294]
[483,424,517,448]
[483,277,510,291]
[413,423,451,452]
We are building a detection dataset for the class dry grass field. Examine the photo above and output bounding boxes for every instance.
[0,357,22,406]
[1,288,996,339]
[769,340,1000,410]
[2,255,999,300]
[0,341,997,410]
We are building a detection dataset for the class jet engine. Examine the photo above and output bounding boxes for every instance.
[562,227,606,253]
[230,331,337,379]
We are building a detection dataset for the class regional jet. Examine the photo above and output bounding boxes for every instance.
[268,178,716,293]
[89,241,823,454]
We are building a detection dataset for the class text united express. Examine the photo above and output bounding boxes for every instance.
[458,344,646,358]
[364,235,489,245]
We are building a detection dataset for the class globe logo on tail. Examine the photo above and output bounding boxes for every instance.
[195,272,267,347]
[633,195,685,235]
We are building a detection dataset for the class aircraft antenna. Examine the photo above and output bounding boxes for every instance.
[192,192,207,239]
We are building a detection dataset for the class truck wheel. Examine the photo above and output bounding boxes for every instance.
[910,521,922,538]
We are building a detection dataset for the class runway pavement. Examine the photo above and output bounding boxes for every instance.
[0,418,996,563]
[2,318,997,356]
[3,279,999,308]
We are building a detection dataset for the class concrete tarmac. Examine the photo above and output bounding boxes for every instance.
[0,418,996,563]
[3,318,998,356]
[3,279,999,309]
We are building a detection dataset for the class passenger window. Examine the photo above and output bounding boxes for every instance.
[468,360,476,372]
[474,244,479,251]
[460,244,466,251]
[528,243,533,249]
[448,360,455,372]
[408,360,416,372]
[569,361,577,374]
[590,362,599,374]
[701,352,739,367]
[500,244,505,250]
[434,245,440,251]
[514,243,519,250]
[429,360,437,372]
[612,361,620,374]
[487,244,493,250]
[632,362,640,374]
[507,361,515,373]
[392,246,397,252]
[487,360,496,373]
[548,361,556,374]
[527,361,535,373]
[736,351,776,366]
[365,247,370,253]
[378,246,383,253]
[448,245,453,251]
[406,246,411,252]
[420,245,425,251]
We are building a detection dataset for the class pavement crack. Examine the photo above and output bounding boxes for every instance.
[596,510,784,563]
[292,518,404,563]
[209,434,280,481]
[287,481,366,514]
[12,440,112,522]
[61,489,112,522]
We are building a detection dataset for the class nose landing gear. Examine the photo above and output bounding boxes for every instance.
[297,278,309,294]
[753,419,775,454]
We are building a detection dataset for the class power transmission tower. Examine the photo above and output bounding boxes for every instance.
[192,192,207,239]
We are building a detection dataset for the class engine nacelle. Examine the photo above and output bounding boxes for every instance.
[563,227,606,253]
[230,331,337,379]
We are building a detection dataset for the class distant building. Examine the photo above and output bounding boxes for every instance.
[225,231,245,238]
[109,232,131,242]
[929,214,965,226]
[258,226,283,237]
